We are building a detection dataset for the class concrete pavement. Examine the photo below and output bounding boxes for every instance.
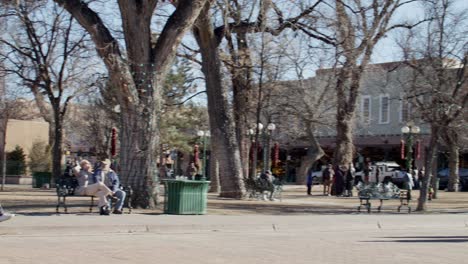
[1,214,467,264]
[1,185,468,263]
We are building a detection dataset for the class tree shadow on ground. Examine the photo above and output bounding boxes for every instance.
[207,202,358,215]
[362,236,468,243]
[16,212,59,216]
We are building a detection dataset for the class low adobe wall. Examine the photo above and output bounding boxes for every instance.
[3,175,33,185]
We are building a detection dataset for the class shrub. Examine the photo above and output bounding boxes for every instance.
[29,141,52,173]
[5,145,26,175]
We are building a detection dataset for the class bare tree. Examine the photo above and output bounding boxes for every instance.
[0,2,96,183]
[188,1,327,195]
[398,0,467,211]
[53,0,208,207]
[193,2,246,198]
[283,0,424,167]
[270,41,337,183]
[215,0,326,180]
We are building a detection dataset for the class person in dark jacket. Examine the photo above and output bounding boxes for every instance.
[333,165,346,196]
[306,172,313,195]
[345,163,355,197]
[363,157,371,183]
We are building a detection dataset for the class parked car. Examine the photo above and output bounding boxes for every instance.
[355,161,402,186]
[310,168,324,185]
[437,168,468,190]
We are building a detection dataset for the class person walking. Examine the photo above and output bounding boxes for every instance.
[260,170,276,201]
[187,162,197,180]
[322,164,334,196]
[306,170,313,195]
[363,157,371,183]
[345,163,355,197]
[402,169,414,201]
[333,165,346,196]
[375,167,381,183]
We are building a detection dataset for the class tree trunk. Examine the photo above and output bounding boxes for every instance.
[194,4,245,198]
[30,84,54,145]
[55,0,208,207]
[331,66,360,167]
[416,126,440,211]
[230,33,254,179]
[0,118,7,191]
[208,143,220,193]
[51,104,63,185]
[159,144,167,179]
[297,122,325,184]
[118,100,159,208]
[430,158,439,199]
[333,110,355,166]
[446,131,459,192]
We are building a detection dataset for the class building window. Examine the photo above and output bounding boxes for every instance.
[379,94,390,124]
[361,96,371,124]
[400,95,412,123]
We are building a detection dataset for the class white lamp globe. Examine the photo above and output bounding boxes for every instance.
[267,123,276,131]
[401,126,410,134]
[197,130,204,137]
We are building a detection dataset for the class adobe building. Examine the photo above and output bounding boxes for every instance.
[0,119,49,184]
[267,60,466,184]
[4,119,49,154]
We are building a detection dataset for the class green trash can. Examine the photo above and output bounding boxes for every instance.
[32,172,52,188]
[163,179,210,215]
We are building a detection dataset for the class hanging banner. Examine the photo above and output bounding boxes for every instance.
[416,140,421,159]
[272,143,280,167]
[249,142,255,161]
[400,139,405,159]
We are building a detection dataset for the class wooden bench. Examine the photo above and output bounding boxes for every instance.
[55,178,133,214]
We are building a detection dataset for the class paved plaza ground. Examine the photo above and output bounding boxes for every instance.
[0,185,467,263]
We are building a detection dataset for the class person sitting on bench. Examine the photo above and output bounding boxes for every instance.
[93,159,127,214]
[73,159,115,215]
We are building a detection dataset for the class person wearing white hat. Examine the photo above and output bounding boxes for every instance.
[94,159,127,214]
[75,159,114,215]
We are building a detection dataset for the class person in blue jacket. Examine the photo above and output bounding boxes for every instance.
[93,159,127,214]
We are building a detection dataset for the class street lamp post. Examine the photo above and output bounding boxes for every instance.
[197,130,210,180]
[250,123,263,178]
[401,122,420,172]
[248,129,255,178]
[263,123,276,172]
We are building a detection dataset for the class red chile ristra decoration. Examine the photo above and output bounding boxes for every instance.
[273,143,280,167]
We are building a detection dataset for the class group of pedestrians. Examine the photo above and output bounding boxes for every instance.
[307,163,356,197]
[72,158,126,215]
